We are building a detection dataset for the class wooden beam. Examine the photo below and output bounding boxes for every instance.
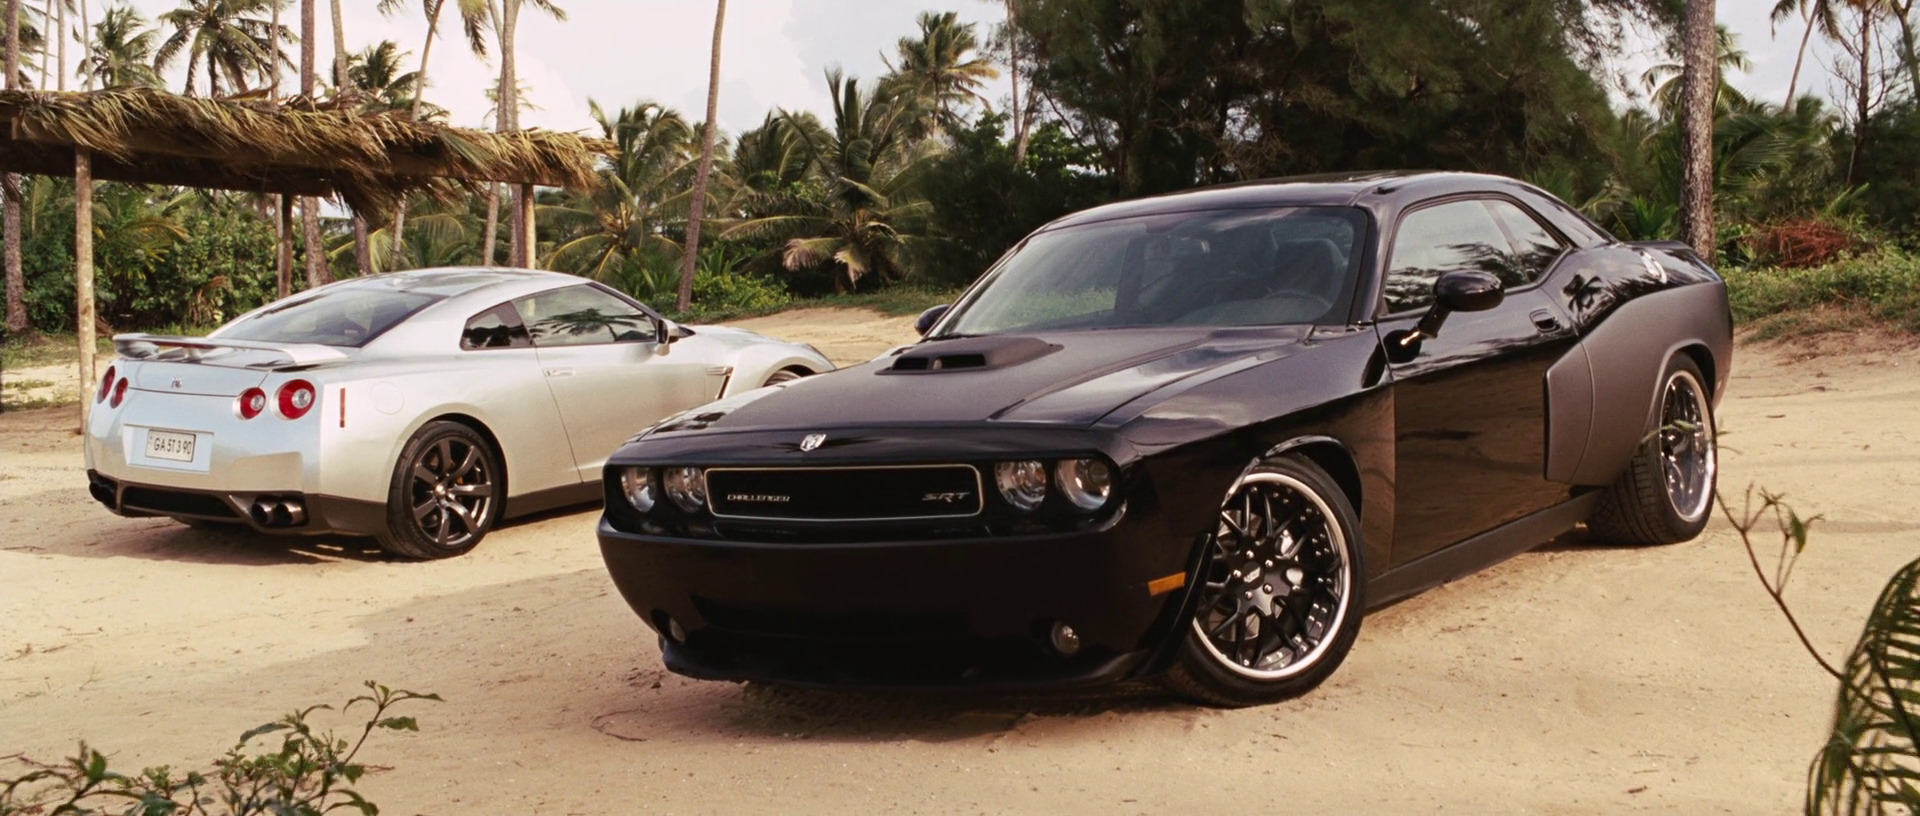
[74,148,93,431]
[514,182,535,268]
[277,195,292,299]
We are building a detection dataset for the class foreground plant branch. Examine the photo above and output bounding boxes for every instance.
[1717,484,1843,680]
[0,681,440,816]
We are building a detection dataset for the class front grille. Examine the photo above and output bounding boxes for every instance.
[121,485,240,519]
[705,465,983,521]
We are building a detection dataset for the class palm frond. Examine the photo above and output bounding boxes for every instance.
[1809,557,1920,815]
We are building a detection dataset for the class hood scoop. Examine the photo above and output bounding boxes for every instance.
[883,335,1061,374]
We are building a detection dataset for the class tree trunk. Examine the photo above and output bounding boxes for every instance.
[391,0,443,273]
[329,0,347,91]
[269,0,281,99]
[300,0,327,287]
[75,149,93,430]
[1847,9,1873,187]
[54,0,64,90]
[78,0,86,91]
[1678,0,1717,262]
[678,0,726,312]
[1785,9,1817,106]
[1006,0,1031,165]
[3,0,23,335]
[481,182,499,265]
[500,0,522,267]
[353,214,371,275]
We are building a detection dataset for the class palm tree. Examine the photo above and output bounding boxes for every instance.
[80,4,162,89]
[481,0,564,267]
[4,0,24,335]
[884,11,997,136]
[298,0,324,286]
[345,40,423,112]
[676,0,724,311]
[545,100,696,283]
[377,0,488,271]
[723,71,933,292]
[1642,24,1752,117]
[153,0,279,97]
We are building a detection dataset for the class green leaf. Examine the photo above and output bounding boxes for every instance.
[374,717,417,732]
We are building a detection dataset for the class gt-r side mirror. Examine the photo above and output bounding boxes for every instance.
[1388,270,1505,361]
[914,304,950,337]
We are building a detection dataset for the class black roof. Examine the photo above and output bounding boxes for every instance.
[1044,171,1546,231]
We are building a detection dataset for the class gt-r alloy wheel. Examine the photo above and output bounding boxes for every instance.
[1167,454,1366,706]
[1589,355,1717,545]
[376,420,503,560]
[762,368,807,387]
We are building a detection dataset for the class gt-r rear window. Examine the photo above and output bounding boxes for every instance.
[936,206,1366,337]
[219,288,442,347]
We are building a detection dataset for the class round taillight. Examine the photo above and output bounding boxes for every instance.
[237,387,267,420]
[109,377,128,408]
[276,380,316,419]
[96,365,116,403]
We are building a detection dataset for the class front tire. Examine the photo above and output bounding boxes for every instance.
[1588,355,1717,545]
[1164,454,1366,707]
[374,421,503,560]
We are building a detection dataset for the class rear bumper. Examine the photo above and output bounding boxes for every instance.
[86,469,386,536]
[595,513,1200,689]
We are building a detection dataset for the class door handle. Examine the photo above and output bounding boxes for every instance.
[1529,309,1561,333]
[544,368,574,378]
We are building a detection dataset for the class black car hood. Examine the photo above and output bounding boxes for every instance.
[659,326,1313,435]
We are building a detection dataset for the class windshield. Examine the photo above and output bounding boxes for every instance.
[218,287,442,347]
[936,206,1366,337]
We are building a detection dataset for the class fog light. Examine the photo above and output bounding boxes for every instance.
[620,467,656,512]
[667,617,687,643]
[663,466,708,513]
[995,460,1048,511]
[1056,458,1114,511]
[1050,621,1082,656]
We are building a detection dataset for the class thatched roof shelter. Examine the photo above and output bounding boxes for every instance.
[0,87,610,221]
[0,87,613,426]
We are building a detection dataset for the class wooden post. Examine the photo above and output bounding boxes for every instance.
[515,182,535,268]
[277,195,293,299]
[75,150,95,431]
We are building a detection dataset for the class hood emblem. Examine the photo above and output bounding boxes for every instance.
[798,433,826,452]
[169,378,184,389]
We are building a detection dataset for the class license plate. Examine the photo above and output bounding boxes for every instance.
[145,429,197,462]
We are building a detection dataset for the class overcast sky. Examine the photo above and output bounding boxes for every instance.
[108,0,1849,140]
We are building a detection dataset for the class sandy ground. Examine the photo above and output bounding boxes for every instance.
[2,310,1916,815]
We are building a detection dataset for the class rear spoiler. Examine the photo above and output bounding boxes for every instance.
[112,333,348,366]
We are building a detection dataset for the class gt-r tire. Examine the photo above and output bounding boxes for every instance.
[375,420,503,560]
[1165,453,1366,707]
[762,368,807,387]
[1588,355,1717,545]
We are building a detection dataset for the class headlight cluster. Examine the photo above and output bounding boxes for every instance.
[619,466,708,513]
[993,458,1116,513]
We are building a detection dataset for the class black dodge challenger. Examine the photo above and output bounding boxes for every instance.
[597,171,1730,706]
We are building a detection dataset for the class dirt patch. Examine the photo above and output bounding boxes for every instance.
[2,311,1915,813]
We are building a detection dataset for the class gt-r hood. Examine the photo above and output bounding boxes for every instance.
[654,325,1312,434]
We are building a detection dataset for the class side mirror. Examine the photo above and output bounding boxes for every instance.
[914,304,950,337]
[1389,271,1504,361]
[654,318,672,346]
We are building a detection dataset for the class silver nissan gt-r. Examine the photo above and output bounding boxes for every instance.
[83,267,833,559]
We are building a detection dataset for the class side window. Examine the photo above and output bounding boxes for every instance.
[512,285,655,348]
[1384,200,1516,313]
[460,303,532,350]
[1486,200,1567,284]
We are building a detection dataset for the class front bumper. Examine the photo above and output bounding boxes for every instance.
[597,513,1203,689]
[87,469,386,536]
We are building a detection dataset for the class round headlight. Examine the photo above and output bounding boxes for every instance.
[1056,458,1114,511]
[663,466,708,513]
[620,467,656,513]
[995,460,1048,511]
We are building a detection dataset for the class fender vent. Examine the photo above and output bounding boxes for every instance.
[883,336,1058,374]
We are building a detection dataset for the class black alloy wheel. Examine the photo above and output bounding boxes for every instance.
[1166,453,1366,706]
[376,420,502,560]
[1589,355,1717,545]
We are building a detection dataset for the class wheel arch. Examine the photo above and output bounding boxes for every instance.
[1676,342,1717,401]
[419,412,510,498]
[1263,435,1362,516]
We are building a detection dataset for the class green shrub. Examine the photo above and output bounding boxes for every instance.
[656,268,793,323]
[1721,251,1920,338]
[0,681,437,816]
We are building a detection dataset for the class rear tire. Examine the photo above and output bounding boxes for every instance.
[1588,355,1717,545]
[1163,454,1366,707]
[374,421,503,560]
